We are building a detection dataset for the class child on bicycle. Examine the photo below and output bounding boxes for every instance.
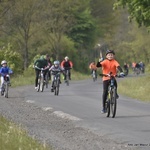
[0,60,13,92]
[49,60,64,92]
[96,50,124,113]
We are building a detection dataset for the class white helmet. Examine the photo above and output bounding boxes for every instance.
[1,60,7,65]
[65,56,69,60]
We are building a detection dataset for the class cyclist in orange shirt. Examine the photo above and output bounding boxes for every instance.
[89,61,97,79]
[97,50,124,113]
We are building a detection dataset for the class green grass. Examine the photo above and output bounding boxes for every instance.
[11,68,90,87]
[0,116,52,150]
[118,75,150,102]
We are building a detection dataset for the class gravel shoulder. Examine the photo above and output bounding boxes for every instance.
[0,85,136,150]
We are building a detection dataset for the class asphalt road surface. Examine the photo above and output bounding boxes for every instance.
[0,78,150,150]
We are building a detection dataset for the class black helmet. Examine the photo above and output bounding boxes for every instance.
[106,50,115,56]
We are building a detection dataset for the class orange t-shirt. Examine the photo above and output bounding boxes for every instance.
[100,59,120,81]
[89,63,97,70]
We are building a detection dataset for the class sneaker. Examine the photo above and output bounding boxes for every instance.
[101,108,107,114]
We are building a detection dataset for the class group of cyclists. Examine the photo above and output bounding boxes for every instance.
[33,55,73,92]
[1,49,143,114]
[132,61,145,74]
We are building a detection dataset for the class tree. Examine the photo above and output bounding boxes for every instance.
[114,0,150,29]
[0,0,44,69]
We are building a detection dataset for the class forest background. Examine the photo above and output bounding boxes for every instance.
[0,0,149,74]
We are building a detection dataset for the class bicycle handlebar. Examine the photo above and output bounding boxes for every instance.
[64,67,72,70]
[99,72,124,78]
[34,66,48,71]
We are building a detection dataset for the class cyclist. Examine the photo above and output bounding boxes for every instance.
[33,54,49,90]
[96,50,124,113]
[89,61,97,79]
[123,62,129,76]
[49,60,64,92]
[0,60,13,92]
[45,54,52,80]
[61,56,73,80]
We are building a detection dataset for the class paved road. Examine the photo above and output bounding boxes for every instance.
[23,78,150,148]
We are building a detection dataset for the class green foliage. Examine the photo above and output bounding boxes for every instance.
[67,9,97,48]
[0,43,23,74]
[114,0,150,29]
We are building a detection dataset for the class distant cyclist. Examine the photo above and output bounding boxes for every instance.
[49,60,64,92]
[61,56,73,80]
[97,50,124,113]
[0,60,13,91]
[33,54,49,90]
[89,61,97,78]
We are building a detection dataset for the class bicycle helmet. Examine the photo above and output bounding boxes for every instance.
[1,60,7,65]
[54,60,60,65]
[105,50,115,56]
[65,56,69,60]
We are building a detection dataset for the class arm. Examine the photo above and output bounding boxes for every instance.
[69,61,73,68]
[96,62,102,67]
[117,66,123,72]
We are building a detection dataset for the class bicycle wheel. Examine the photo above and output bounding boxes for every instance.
[66,71,69,86]
[40,78,44,92]
[110,88,117,118]
[4,83,8,98]
[37,79,40,92]
[55,80,59,95]
[1,84,4,96]
[45,73,49,88]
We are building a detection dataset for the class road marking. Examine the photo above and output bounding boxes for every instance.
[42,107,53,111]
[26,100,35,103]
[53,111,81,121]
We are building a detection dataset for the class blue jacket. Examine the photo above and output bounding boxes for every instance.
[0,66,13,77]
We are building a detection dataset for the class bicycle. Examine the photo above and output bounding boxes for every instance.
[53,71,61,95]
[92,70,97,82]
[64,67,71,86]
[35,66,47,92]
[1,74,11,98]
[99,72,124,118]
[45,70,50,88]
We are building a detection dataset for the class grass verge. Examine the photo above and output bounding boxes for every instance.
[118,75,150,102]
[0,116,52,150]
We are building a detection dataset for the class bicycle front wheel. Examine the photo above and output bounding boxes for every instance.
[110,88,117,118]
[55,80,59,95]
[37,79,40,92]
[4,83,8,98]
[40,78,44,92]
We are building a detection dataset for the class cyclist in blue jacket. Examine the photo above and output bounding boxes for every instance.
[0,60,13,91]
